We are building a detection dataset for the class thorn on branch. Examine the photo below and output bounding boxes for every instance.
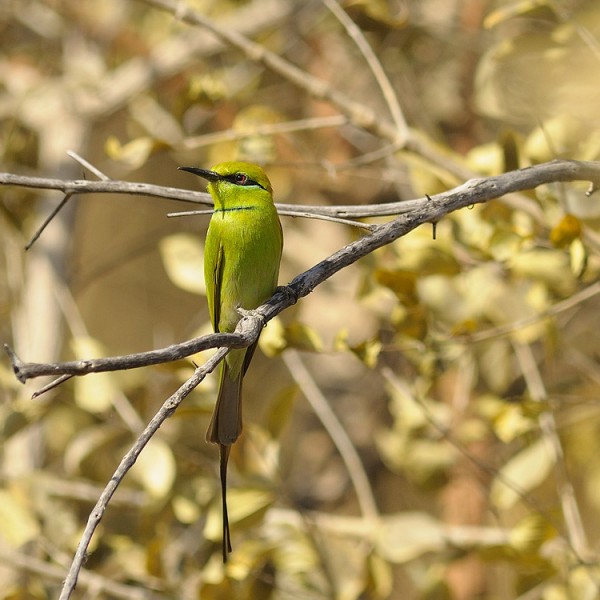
[586,181,598,196]
[426,194,437,240]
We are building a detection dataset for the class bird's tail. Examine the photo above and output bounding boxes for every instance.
[219,444,232,562]
[207,358,243,562]
[206,357,243,445]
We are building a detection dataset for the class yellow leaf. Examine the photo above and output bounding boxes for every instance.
[63,424,121,474]
[258,316,286,357]
[493,403,535,443]
[375,512,444,563]
[104,135,156,169]
[549,214,581,248]
[484,0,554,29]
[172,495,200,524]
[204,488,273,543]
[569,238,588,278]
[491,437,555,509]
[284,321,323,353]
[158,233,205,294]
[71,337,118,413]
[130,439,176,498]
[0,488,39,546]
[335,330,381,367]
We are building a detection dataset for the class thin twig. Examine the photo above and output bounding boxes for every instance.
[461,280,600,343]
[512,342,591,562]
[67,150,110,180]
[183,114,348,149]
[140,0,471,182]
[0,545,165,600]
[380,367,565,532]
[58,347,228,600]
[283,349,379,521]
[167,207,377,230]
[24,192,73,251]
[322,0,408,141]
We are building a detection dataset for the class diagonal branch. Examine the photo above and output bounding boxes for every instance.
[5,159,600,389]
[58,348,228,600]
[2,159,600,221]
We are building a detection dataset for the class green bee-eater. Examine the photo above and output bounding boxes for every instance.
[179,161,283,561]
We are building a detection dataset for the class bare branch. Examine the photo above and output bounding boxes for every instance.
[58,347,228,600]
[322,0,408,141]
[3,159,600,220]
[5,159,600,389]
[4,309,267,383]
[513,342,591,562]
[0,545,165,600]
[137,0,478,181]
[67,150,111,180]
[284,349,379,520]
[182,114,348,150]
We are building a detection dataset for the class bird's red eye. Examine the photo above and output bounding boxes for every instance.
[234,173,248,184]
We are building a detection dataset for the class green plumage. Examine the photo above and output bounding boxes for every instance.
[179,161,283,562]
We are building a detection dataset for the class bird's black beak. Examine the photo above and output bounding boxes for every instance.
[178,166,221,182]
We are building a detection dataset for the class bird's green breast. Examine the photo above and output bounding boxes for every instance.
[204,202,282,335]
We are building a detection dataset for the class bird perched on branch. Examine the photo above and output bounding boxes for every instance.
[179,161,283,561]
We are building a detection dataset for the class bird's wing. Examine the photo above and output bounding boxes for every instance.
[211,243,225,333]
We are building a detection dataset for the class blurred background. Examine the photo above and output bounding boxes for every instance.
[2,0,600,598]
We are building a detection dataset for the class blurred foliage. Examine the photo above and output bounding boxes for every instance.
[1,0,600,598]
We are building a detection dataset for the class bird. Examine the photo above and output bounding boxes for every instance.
[179,161,283,562]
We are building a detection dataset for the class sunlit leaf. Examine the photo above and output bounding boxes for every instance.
[259,316,287,357]
[524,116,585,163]
[375,512,445,563]
[507,249,575,295]
[549,214,581,249]
[484,0,555,29]
[366,552,393,599]
[567,565,600,600]
[345,0,409,28]
[232,104,283,164]
[509,513,554,553]
[71,337,118,413]
[130,438,176,498]
[204,488,273,543]
[104,135,158,169]
[158,233,205,294]
[264,384,298,439]
[63,424,121,474]
[569,238,588,279]
[335,329,381,367]
[284,321,323,353]
[491,437,555,509]
[493,403,535,443]
[0,487,39,546]
[172,494,200,524]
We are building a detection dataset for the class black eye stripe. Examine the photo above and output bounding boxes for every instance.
[223,173,265,190]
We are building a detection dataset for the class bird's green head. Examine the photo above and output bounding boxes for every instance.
[179,161,273,209]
